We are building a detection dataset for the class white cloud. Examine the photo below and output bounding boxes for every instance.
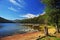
[8,7,18,12]
[9,0,23,7]
[20,13,39,18]
[40,12,45,15]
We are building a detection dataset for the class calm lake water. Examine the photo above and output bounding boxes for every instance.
[0,23,32,37]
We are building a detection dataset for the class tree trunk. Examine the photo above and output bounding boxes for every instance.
[55,12,60,33]
[56,25,60,33]
[44,26,49,36]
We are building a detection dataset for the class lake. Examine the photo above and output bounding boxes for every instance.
[0,23,33,37]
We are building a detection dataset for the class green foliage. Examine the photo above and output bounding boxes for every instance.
[42,0,60,33]
[40,36,60,40]
[18,15,46,24]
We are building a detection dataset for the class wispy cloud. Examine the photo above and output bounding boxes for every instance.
[18,0,26,5]
[20,13,39,18]
[8,7,18,12]
[18,0,24,3]
[9,0,23,7]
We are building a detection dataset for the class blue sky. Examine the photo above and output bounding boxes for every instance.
[0,0,45,20]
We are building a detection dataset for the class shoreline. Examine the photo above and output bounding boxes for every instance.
[1,31,45,40]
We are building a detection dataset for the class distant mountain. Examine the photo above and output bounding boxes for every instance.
[0,17,14,23]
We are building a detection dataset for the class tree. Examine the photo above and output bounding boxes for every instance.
[49,9,60,32]
[42,0,60,33]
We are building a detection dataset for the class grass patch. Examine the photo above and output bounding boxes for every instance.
[39,36,60,40]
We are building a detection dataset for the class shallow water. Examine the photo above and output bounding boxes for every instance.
[0,23,31,37]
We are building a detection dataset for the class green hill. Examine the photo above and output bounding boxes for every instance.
[0,17,13,23]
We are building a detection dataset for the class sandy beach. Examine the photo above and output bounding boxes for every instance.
[1,31,45,40]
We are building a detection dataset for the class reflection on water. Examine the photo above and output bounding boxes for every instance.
[0,25,3,28]
[0,23,32,37]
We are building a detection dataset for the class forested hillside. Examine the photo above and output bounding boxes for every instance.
[0,17,13,23]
